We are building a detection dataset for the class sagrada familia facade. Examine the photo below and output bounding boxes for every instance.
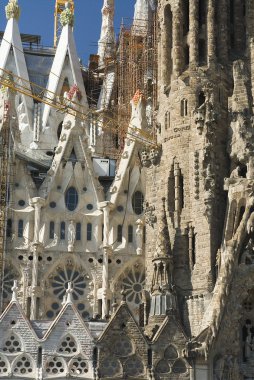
[0,0,253,378]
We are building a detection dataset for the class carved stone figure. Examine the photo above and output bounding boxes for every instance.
[68,221,76,252]
[130,90,148,130]
[136,219,144,255]
[230,166,241,179]
[241,238,254,265]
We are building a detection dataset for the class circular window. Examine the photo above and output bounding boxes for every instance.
[50,202,56,208]
[87,204,93,210]
[122,270,145,305]
[65,187,78,211]
[18,200,25,207]
[132,191,144,215]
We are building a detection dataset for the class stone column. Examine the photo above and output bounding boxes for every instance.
[173,6,183,76]
[231,0,246,56]
[102,246,111,318]
[29,197,45,320]
[100,202,111,318]
[188,225,195,269]
[207,0,216,64]
[174,162,181,228]
[217,0,228,63]
[189,0,199,67]
[30,197,45,243]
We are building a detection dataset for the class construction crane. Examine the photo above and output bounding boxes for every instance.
[0,68,157,147]
[54,0,75,48]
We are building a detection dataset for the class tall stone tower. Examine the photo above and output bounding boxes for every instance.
[143,0,254,378]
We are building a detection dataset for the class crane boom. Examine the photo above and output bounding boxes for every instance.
[0,68,157,146]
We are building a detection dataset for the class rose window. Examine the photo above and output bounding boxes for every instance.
[124,355,144,377]
[122,269,145,305]
[0,354,9,375]
[57,335,78,355]
[69,356,89,376]
[46,266,91,320]
[3,334,22,354]
[100,356,121,378]
[12,355,34,376]
[45,356,66,376]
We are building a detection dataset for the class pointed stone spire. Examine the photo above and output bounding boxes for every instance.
[98,0,115,66]
[0,0,33,129]
[132,0,154,36]
[151,199,173,293]
[154,198,172,259]
[148,199,177,319]
[42,4,88,128]
[11,280,18,302]
[5,0,20,20]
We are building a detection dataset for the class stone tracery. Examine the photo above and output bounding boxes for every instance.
[44,262,93,320]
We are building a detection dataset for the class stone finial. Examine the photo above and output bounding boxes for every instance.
[11,280,18,302]
[60,1,74,27]
[5,0,20,21]
[98,0,115,65]
[66,282,73,303]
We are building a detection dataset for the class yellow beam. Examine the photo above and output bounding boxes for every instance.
[0,68,157,147]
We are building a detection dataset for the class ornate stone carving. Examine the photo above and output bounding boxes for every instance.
[136,219,144,255]
[194,83,217,136]
[240,237,254,265]
[141,146,161,167]
[60,1,74,27]
[144,202,157,227]
[5,0,20,20]
[194,151,200,200]
[67,220,76,252]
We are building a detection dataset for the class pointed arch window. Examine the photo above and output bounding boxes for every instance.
[117,225,123,243]
[76,223,81,241]
[69,356,89,376]
[65,187,78,211]
[60,222,66,240]
[128,225,133,243]
[6,219,12,238]
[18,220,23,238]
[0,354,9,375]
[49,221,55,239]
[57,335,78,355]
[132,191,144,215]
[87,223,92,241]
[13,354,34,376]
[181,99,188,117]
[3,333,22,354]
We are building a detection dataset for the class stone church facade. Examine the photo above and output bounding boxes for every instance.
[0,0,253,379]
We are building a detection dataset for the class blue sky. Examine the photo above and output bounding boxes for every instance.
[0,0,136,64]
